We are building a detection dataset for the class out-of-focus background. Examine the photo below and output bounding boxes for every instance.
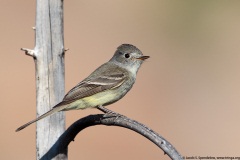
[1,0,240,159]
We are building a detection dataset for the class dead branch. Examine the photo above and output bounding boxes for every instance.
[40,113,183,160]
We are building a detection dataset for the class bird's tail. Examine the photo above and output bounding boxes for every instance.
[16,104,66,132]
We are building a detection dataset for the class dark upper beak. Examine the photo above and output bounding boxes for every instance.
[136,55,150,60]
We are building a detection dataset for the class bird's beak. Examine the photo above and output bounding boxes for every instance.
[136,55,150,60]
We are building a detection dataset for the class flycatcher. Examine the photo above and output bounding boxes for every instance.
[16,44,149,132]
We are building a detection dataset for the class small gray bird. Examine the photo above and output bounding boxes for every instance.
[16,44,149,132]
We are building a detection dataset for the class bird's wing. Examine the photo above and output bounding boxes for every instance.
[16,73,126,132]
[57,73,126,106]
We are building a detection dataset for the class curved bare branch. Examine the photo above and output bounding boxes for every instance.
[40,114,183,160]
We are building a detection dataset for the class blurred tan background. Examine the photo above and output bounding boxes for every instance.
[1,0,240,159]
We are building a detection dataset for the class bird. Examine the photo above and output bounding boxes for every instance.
[16,44,149,132]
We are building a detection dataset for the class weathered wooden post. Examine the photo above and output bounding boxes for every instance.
[21,0,67,159]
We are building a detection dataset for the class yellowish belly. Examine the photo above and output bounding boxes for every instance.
[63,89,123,111]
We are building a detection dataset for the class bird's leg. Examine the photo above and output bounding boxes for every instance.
[97,105,122,118]
[97,105,109,113]
[97,105,116,114]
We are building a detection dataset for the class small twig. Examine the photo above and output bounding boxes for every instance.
[59,48,69,57]
[20,48,36,58]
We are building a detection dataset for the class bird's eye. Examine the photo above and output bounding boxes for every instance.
[125,53,130,58]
